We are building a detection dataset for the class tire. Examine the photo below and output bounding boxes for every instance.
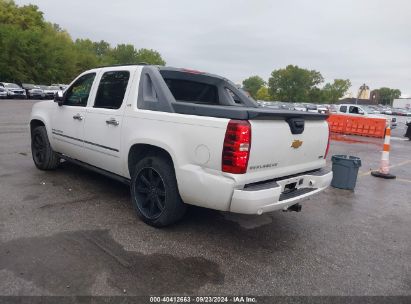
[31,126,60,170]
[130,155,186,227]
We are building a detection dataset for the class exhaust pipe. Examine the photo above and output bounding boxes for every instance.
[284,203,302,212]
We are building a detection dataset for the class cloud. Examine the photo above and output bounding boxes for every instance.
[15,0,411,95]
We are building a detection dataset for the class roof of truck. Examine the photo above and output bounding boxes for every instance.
[94,64,223,80]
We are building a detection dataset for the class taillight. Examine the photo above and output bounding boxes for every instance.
[324,123,331,159]
[222,120,251,174]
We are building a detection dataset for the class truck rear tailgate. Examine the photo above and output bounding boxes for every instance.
[247,119,328,179]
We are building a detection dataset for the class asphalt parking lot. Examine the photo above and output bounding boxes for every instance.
[0,99,410,296]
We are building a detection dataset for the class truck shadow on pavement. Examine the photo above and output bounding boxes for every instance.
[51,161,303,252]
[0,229,224,295]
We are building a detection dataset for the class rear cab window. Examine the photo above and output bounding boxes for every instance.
[340,105,347,113]
[159,69,254,107]
[164,78,219,105]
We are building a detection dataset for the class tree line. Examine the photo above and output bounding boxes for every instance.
[0,0,166,84]
[242,65,401,105]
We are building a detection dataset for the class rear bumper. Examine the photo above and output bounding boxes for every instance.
[229,169,332,214]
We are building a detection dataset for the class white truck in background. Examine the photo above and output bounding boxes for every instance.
[30,65,332,227]
[337,104,397,128]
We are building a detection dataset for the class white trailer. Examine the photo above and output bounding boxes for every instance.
[393,98,411,109]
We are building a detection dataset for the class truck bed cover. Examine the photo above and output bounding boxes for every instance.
[172,102,329,120]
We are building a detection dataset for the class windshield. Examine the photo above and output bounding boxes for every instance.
[4,83,20,89]
[23,84,36,89]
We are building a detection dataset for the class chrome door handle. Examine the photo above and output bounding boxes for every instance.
[106,118,119,126]
[73,114,83,121]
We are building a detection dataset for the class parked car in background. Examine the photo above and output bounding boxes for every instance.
[381,107,392,115]
[306,104,318,113]
[392,108,403,116]
[395,108,411,116]
[294,104,306,111]
[317,105,329,114]
[365,106,381,114]
[0,82,26,99]
[51,83,68,91]
[328,105,338,113]
[22,83,45,99]
[39,85,60,99]
[0,87,7,99]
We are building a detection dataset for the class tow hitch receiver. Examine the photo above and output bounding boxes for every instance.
[283,182,297,193]
[284,203,302,212]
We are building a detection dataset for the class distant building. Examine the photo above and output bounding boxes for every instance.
[357,84,370,100]
[370,90,379,104]
[337,84,377,105]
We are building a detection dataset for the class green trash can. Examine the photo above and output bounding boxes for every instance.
[331,155,362,190]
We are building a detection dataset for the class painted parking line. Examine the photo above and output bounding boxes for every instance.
[391,137,409,141]
[396,178,411,184]
[359,159,411,177]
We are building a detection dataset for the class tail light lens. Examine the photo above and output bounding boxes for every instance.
[324,123,331,159]
[222,120,251,174]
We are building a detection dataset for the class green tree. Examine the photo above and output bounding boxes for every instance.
[0,1,44,30]
[376,87,401,105]
[135,48,166,65]
[268,65,324,102]
[307,87,325,104]
[111,44,138,64]
[73,39,100,73]
[242,76,265,99]
[0,0,166,84]
[255,86,271,101]
[321,79,351,103]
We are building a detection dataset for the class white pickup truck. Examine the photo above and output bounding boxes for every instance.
[30,65,332,227]
[337,104,397,128]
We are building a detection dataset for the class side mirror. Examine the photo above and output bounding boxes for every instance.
[54,91,64,106]
[358,110,364,115]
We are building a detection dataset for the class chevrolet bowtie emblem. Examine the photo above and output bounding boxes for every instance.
[291,140,303,149]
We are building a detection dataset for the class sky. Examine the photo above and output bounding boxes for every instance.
[15,0,411,97]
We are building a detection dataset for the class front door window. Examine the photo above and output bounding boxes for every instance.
[64,73,96,106]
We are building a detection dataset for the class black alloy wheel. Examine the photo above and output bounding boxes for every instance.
[31,126,60,170]
[32,132,46,165]
[130,155,186,227]
[133,167,167,219]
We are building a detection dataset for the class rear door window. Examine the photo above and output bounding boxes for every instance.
[94,71,130,109]
[340,105,347,113]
